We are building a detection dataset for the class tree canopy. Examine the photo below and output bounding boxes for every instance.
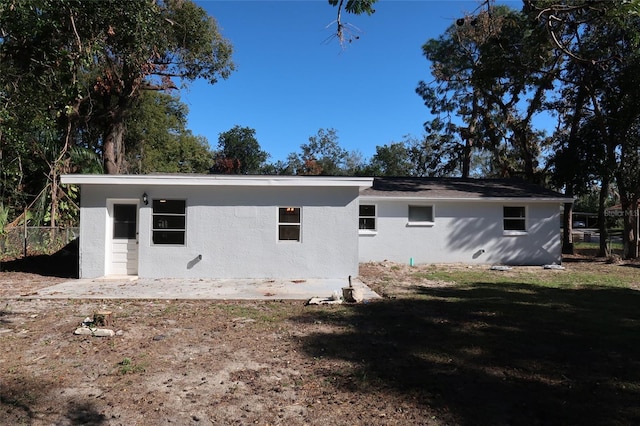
[0,0,234,174]
[125,92,214,174]
[212,126,269,175]
[417,4,557,181]
[412,0,640,257]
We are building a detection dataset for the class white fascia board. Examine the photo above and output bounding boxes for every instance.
[61,174,373,189]
[359,195,574,203]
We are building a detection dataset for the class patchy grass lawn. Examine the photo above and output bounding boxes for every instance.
[355,260,640,425]
[1,259,640,425]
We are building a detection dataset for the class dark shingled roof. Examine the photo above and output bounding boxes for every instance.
[360,177,570,200]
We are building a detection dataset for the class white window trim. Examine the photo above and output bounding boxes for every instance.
[503,205,528,236]
[277,206,302,243]
[503,230,528,236]
[407,204,435,227]
[358,203,377,235]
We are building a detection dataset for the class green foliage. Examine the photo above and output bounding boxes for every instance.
[327,0,377,16]
[283,128,353,176]
[362,135,455,177]
[540,0,640,256]
[212,125,269,174]
[117,357,147,375]
[364,142,414,177]
[0,0,235,176]
[573,188,602,213]
[413,0,640,257]
[125,92,214,174]
[417,4,556,182]
[0,204,8,236]
[528,0,640,65]
[0,0,234,223]
[326,0,378,45]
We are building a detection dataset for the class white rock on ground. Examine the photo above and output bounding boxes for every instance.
[74,327,115,337]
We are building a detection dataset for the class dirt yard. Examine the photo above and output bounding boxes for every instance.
[1,257,639,425]
[1,268,432,426]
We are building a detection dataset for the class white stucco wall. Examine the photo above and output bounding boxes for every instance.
[76,183,360,279]
[358,199,563,266]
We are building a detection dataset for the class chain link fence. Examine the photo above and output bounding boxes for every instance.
[1,227,79,260]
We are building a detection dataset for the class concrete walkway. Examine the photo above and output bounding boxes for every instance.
[31,276,381,301]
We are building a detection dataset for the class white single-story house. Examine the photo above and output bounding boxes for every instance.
[358,177,573,266]
[60,174,372,280]
[60,174,571,280]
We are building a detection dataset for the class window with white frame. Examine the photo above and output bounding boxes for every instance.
[408,205,434,225]
[278,207,301,241]
[503,206,526,232]
[152,199,186,245]
[359,204,376,231]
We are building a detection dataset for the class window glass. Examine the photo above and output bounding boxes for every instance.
[113,204,137,239]
[152,231,185,245]
[279,207,300,223]
[503,206,526,231]
[278,207,301,241]
[153,199,185,214]
[153,215,185,230]
[278,225,300,241]
[152,200,186,245]
[359,204,376,230]
[408,205,434,223]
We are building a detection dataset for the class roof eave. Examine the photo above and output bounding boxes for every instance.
[60,174,374,189]
[359,195,574,203]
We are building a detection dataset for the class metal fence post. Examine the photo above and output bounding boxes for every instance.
[23,208,27,258]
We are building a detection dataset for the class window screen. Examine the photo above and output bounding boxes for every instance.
[359,204,376,230]
[503,206,526,231]
[152,199,186,245]
[278,207,301,241]
[408,205,434,223]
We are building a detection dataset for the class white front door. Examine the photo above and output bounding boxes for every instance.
[109,202,139,276]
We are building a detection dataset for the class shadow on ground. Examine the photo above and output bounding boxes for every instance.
[0,239,78,278]
[292,283,640,425]
[0,374,106,425]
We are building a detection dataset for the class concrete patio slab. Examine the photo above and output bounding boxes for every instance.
[28,276,381,301]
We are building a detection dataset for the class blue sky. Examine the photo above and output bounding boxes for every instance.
[182,0,519,163]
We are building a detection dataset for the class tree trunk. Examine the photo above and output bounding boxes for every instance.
[50,169,57,228]
[103,118,126,174]
[634,199,640,259]
[514,126,536,183]
[522,141,536,183]
[597,178,610,258]
[462,137,471,179]
[462,92,479,179]
[620,197,639,259]
[50,120,73,227]
[562,199,574,255]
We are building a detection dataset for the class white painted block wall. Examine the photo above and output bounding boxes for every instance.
[358,200,562,266]
[78,184,360,279]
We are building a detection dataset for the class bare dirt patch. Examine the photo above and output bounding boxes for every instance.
[0,280,431,425]
[0,272,68,298]
[1,257,640,425]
